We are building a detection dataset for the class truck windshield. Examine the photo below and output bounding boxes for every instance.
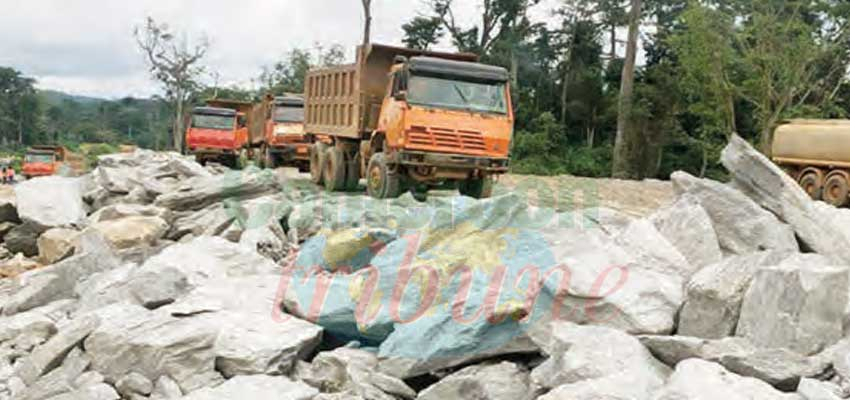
[407,76,508,115]
[273,106,304,123]
[25,154,53,163]
[192,114,234,130]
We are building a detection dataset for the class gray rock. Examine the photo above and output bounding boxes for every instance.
[650,194,723,274]
[529,321,669,392]
[149,376,182,400]
[308,348,414,400]
[5,223,45,257]
[720,134,850,264]
[640,335,827,390]
[797,378,843,400]
[14,316,99,385]
[0,300,73,344]
[133,236,279,287]
[45,383,119,400]
[115,372,153,397]
[653,359,801,399]
[88,204,171,225]
[0,187,19,224]
[679,251,790,339]
[13,347,91,400]
[417,362,531,400]
[14,177,86,230]
[737,263,847,355]
[83,304,223,394]
[539,373,662,400]
[154,168,279,212]
[167,204,234,241]
[3,232,120,316]
[671,171,798,255]
[128,267,188,309]
[73,371,104,389]
[178,375,317,400]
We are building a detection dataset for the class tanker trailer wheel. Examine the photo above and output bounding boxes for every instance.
[366,153,401,199]
[458,176,494,199]
[823,171,850,207]
[323,147,347,192]
[310,142,329,185]
[798,170,823,200]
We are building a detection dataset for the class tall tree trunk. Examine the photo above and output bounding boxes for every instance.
[561,67,570,126]
[610,25,617,60]
[362,0,372,46]
[612,0,642,179]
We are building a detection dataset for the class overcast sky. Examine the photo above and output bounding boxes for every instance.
[1,0,563,99]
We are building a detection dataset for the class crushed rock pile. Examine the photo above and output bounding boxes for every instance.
[1,138,850,399]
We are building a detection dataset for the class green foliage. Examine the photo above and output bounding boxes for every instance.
[258,44,345,95]
[80,142,120,169]
[402,17,444,50]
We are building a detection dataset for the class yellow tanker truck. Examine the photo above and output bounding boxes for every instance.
[772,119,850,206]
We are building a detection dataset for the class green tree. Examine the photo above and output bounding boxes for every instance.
[402,17,444,50]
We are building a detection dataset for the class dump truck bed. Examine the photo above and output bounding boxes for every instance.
[304,44,478,139]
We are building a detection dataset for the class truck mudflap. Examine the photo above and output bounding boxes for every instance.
[390,150,509,173]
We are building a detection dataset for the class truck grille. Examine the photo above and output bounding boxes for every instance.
[407,126,487,154]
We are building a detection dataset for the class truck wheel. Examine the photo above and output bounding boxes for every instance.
[310,142,328,185]
[367,153,401,199]
[798,171,823,200]
[823,171,850,207]
[344,153,361,191]
[323,147,347,192]
[263,146,276,169]
[459,176,494,199]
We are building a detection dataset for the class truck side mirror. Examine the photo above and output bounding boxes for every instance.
[394,90,408,102]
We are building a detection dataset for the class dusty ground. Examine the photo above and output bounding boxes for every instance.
[278,168,675,218]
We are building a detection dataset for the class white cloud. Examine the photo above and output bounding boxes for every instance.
[2,0,562,99]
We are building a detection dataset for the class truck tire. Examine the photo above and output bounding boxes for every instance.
[310,142,328,185]
[344,153,361,191]
[366,153,401,199]
[323,147,347,192]
[823,171,850,207]
[459,176,494,199]
[798,170,823,200]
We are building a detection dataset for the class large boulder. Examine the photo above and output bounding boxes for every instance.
[653,358,801,400]
[797,378,844,400]
[83,303,223,393]
[529,321,669,393]
[87,216,168,250]
[649,194,722,273]
[737,262,847,355]
[640,335,827,390]
[417,362,531,400]
[671,171,798,255]
[14,177,86,230]
[154,168,279,212]
[133,236,280,287]
[36,228,80,265]
[720,134,850,263]
[678,251,791,339]
[162,276,323,377]
[178,375,317,400]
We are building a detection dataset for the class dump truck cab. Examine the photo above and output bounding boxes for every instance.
[261,95,310,170]
[186,106,248,168]
[305,43,514,200]
[23,146,66,179]
[375,56,512,178]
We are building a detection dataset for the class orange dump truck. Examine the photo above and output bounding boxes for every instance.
[186,98,271,168]
[22,146,70,179]
[773,119,850,207]
[304,43,514,199]
[260,95,310,170]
